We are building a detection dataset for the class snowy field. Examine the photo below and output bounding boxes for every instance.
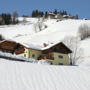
[0,18,90,90]
[0,18,38,39]
[0,18,90,61]
[0,59,90,90]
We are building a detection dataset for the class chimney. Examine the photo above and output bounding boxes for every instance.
[43,43,47,47]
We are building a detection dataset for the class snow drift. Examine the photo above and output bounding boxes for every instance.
[0,59,90,90]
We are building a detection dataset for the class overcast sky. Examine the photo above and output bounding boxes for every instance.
[0,0,90,19]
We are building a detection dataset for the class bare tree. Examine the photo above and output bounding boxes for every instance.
[33,17,47,33]
[33,22,38,33]
[38,21,43,31]
[62,36,83,65]
[78,24,90,40]
[23,16,27,25]
[12,11,18,24]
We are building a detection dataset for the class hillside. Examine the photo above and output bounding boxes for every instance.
[0,18,90,63]
[0,58,90,90]
[0,18,90,90]
[0,18,38,39]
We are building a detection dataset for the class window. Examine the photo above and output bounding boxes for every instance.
[3,44,9,46]
[58,55,63,59]
[24,54,26,57]
[50,62,53,65]
[58,63,63,65]
[32,54,35,58]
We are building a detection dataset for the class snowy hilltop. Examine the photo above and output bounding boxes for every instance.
[0,17,90,65]
[0,17,90,90]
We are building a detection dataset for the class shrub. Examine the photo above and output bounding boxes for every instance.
[78,24,90,40]
[0,34,4,41]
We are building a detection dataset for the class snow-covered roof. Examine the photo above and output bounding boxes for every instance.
[21,42,43,50]
[18,41,72,53]
[63,15,69,18]
[1,39,71,52]
[48,12,56,16]
[22,41,58,50]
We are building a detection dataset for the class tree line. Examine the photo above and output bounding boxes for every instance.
[32,10,44,17]
[0,9,78,25]
[0,11,18,25]
[31,9,77,18]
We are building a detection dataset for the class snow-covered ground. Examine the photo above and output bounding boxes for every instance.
[81,37,90,57]
[0,51,50,65]
[0,18,90,62]
[0,58,90,90]
[0,51,37,62]
[0,18,90,90]
[0,18,38,39]
[13,19,90,44]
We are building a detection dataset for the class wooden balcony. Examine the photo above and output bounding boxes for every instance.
[38,55,54,60]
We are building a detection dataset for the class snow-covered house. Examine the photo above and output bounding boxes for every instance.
[17,42,72,65]
[55,14,63,20]
[47,13,56,19]
[0,40,72,65]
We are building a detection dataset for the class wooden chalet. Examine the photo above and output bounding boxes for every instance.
[47,13,56,19]
[0,40,25,54]
[38,42,72,61]
[0,40,72,65]
[42,42,72,54]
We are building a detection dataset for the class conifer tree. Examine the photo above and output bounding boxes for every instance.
[45,11,48,18]
[35,10,39,17]
[54,9,57,14]
[32,10,35,17]
[76,14,78,19]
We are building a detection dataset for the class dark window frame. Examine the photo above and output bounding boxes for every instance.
[58,63,63,65]
[32,54,35,58]
[58,55,63,59]
[24,54,26,57]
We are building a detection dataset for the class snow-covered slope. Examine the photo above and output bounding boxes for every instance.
[0,18,90,90]
[0,18,90,62]
[81,37,90,57]
[0,18,38,39]
[14,19,90,45]
[0,24,34,39]
[0,59,90,90]
[13,19,90,60]
[80,37,90,64]
[0,51,37,62]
